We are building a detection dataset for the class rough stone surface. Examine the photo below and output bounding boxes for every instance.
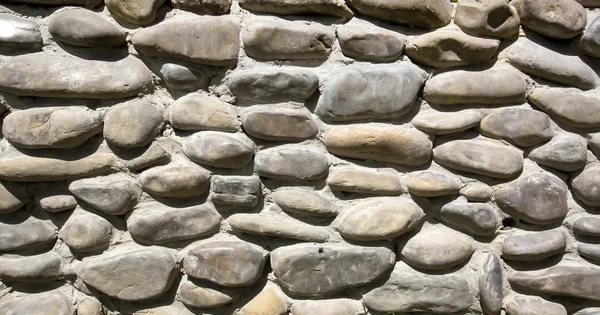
[345,0,452,29]
[337,24,405,62]
[480,108,553,147]
[440,201,498,236]
[178,281,239,308]
[529,88,600,128]
[238,0,353,18]
[104,102,162,148]
[168,93,238,132]
[529,133,587,171]
[0,292,72,315]
[327,168,402,195]
[254,146,329,180]
[69,174,142,215]
[211,175,260,207]
[0,219,57,251]
[242,109,318,141]
[183,132,255,169]
[406,170,461,197]
[139,164,211,198]
[574,216,600,237]
[572,165,600,207]
[60,209,112,252]
[412,109,482,135]
[227,213,329,242]
[228,69,318,103]
[106,0,164,25]
[454,0,520,38]
[513,0,586,39]
[0,251,61,282]
[502,229,567,261]
[172,0,231,14]
[0,14,42,49]
[508,265,600,301]
[272,188,338,217]
[48,9,126,47]
[505,295,568,315]
[479,253,503,315]
[581,16,600,58]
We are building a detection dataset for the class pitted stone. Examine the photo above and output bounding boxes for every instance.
[454,0,520,38]
[211,175,260,207]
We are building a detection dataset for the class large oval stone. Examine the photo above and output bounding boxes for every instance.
[60,209,112,252]
[479,253,503,315]
[183,132,255,169]
[0,14,42,49]
[0,292,71,315]
[508,265,600,301]
[104,102,162,148]
[0,219,57,251]
[440,201,498,236]
[513,0,586,39]
[227,213,330,242]
[337,24,405,62]
[505,295,567,315]
[242,109,318,141]
[480,108,553,147]
[271,244,394,296]
[406,170,461,197]
[574,216,600,237]
[529,88,600,128]
[254,146,329,180]
[272,188,338,217]
[239,0,353,18]
[228,68,318,103]
[69,174,142,215]
[529,133,587,172]
[572,165,600,207]
[48,9,126,47]
[327,168,402,195]
[0,251,62,282]
[412,109,482,135]
[345,0,452,29]
[139,164,210,198]
[168,93,238,132]
[454,0,520,38]
[502,229,567,261]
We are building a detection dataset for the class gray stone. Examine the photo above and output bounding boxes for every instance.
[4,0,101,3]
[0,218,57,251]
[106,0,164,25]
[440,201,498,236]
[227,213,329,242]
[589,134,600,158]
[423,68,528,105]
[433,138,524,178]
[239,0,353,18]
[104,102,162,148]
[69,174,142,215]
[127,202,220,244]
[506,38,599,90]
[242,109,317,142]
[502,229,567,261]
[159,63,209,90]
[479,253,502,315]
[228,68,318,103]
[0,292,72,315]
[77,296,102,315]
[573,165,600,207]
[172,0,231,14]
[495,173,568,224]
[578,243,600,263]
[0,181,27,214]
[574,216,600,237]
[337,198,424,241]
[337,24,405,62]
[49,9,126,47]
[0,54,152,99]
[60,209,112,252]
[211,175,260,207]
[139,164,210,198]
[513,0,586,39]
[581,17,600,58]
[183,240,265,286]
[78,247,177,301]
[529,133,587,172]
[400,225,474,270]
[406,31,500,68]
[529,88,600,128]
[460,182,494,202]
[574,308,600,315]
[508,265,600,301]
[291,299,361,315]
[271,244,394,296]
[0,14,42,49]
[505,295,567,315]
[480,108,553,147]
[168,93,238,132]
[254,146,329,180]
[132,16,240,65]
[328,168,402,195]
[238,287,288,315]
[0,251,61,282]
[315,65,424,121]
[363,272,474,313]
[324,125,431,165]
[3,107,102,149]
[406,170,461,197]
[243,19,334,60]
[346,0,452,29]
[412,109,482,135]
[178,280,239,308]
[454,0,520,38]
[272,188,338,217]
[37,194,77,213]
[183,132,255,169]
[115,142,171,171]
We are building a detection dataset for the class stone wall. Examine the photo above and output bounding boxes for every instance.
[0,0,600,314]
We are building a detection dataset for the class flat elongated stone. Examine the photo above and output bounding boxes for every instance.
[480,108,553,147]
[160,63,209,90]
[271,244,394,296]
[346,0,452,29]
[577,243,600,263]
[242,109,318,141]
[291,299,361,315]
[0,252,61,282]
[505,295,567,315]
[0,54,152,99]
[495,173,568,224]
[440,201,498,236]
[211,175,260,207]
[228,69,318,103]
[104,102,162,148]
[69,174,141,215]
[406,170,461,197]
[139,165,210,198]
[337,198,424,241]
[337,24,405,62]
[106,0,164,25]
[178,281,239,308]
[460,182,493,202]
[61,209,112,252]
[508,265,600,301]
[529,133,587,172]
[243,19,334,60]
[401,225,474,270]
[316,65,424,121]
[272,188,338,217]
[479,253,502,315]
[227,213,329,242]
[328,168,402,195]
[581,17,600,58]
[172,0,231,14]
[37,193,76,213]
[529,88,600,128]
[412,109,482,135]
[502,229,566,261]
[254,146,328,180]
[324,125,431,165]
[127,202,220,244]
[168,93,238,132]
[0,292,72,315]
[454,0,520,38]
[513,0,586,39]
[433,139,524,178]
[183,240,265,286]
[0,181,27,214]
[572,165,600,207]
[239,0,353,18]
[132,16,240,65]
[0,14,42,49]
[423,68,527,105]
[0,219,57,251]
[48,9,126,47]
[573,216,600,237]
[183,132,255,169]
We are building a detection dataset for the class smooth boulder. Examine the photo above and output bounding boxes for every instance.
[254,146,329,180]
[227,213,330,242]
[228,68,318,103]
[440,201,498,236]
[327,168,402,195]
[241,109,318,142]
[412,109,482,135]
[60,209,112,252]
[479,253,503,315]
[502,229,567,261]
[172,0,231,14]
[505,295,567,315]
[0,14,42,49]
[272,188,338,217]
[581,16,600,58]
[48,9,126,47]
[69,174,142,215]
[211,176,260,207]
[513,0,586,39]
[337,24,405,62]
[406,170,461,197]
[0,292,71,315]
[508,265,600,301]
[139,165,210,198]
[480,108,553,147]
[572,165,600,207]
[106,0,164,25]
[345,0,452,29]
[168,93,238,132]
[104,102,162,148]
[238,0,353,18]
[529,133,587,172]
[183,132,255,169]
[529,88,600,128]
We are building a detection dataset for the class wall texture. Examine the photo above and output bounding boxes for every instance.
[0,0,600,314]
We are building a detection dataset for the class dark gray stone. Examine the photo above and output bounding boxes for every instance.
[479,253,502,315]
[172,0,231,14]
[502,229,567,261]
[49,9,126,47]
[480,108,553,147]
[440,201,498,236]
[183,132,255,169]
[254,146,329,180]
[160,63,209,90]
[242,109,318,141]
[211,175,260,207]
[228,68,318,103]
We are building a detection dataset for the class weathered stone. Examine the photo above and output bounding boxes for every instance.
[346,0,452,29]
[60,209,112,252]
[574,216,600,237]
[454,0,520,38]
[168,93,238,132]
[238,287,288,315]
[183,132,255,169]
[529,133,587,172]
[243,19,334,60]
[49,9,126,47]
[172,0,231,14]
[3,107,102,149]
[502,229,566,261]
[440,201,498,236]
[139,164,210,198]
[291,299,361,315]
[495,173,568,224]
[77,296,102,315]
[0,181,27,214]
[480,108,553,147]
[127,202,220,244]
[132,16,240,65]
[479,253,502,315]
[106,0,164,25]
[178,280,239,308]
[115,142,170,171]
[242,109,318,141]
[433,138,524,178]
[581,17,600,58]
[271,244,394,296]
[337,198,424,241]
[272,188,338,217]
[37,194,77,213]
[412,109,482,135]
[423,68,527,105]
[104,102,162,148]
[211,175,260,207]
[0,292,72,315]
[574,308,600,315]
[513,0,586,39]
[337,24,405,62]
[228,69,318,103]
[183,240,265,286]
[0,14,42,49]
[589,135,600,158]
[506,38,599,90]
[0,54,152,99]
[227,213,329,242]
[69,174,141,215]
[0,251,61,282]
[529,88,600,128]
[239,0,352,18]
[578,243,600,263]
[254,146,328,180]
[328,168,402,195]
[0,218,57,251]
[363,272,474,313]
[572,165,600,207]
[79,247,177,301]
[460,182,494,202]
[401,225,474,270]
[508,265,600,301]
[505,295,567,315]
[406,31,500,68]
[324,125,431,165]
[160,63,209,90]
[406,170,461,197]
